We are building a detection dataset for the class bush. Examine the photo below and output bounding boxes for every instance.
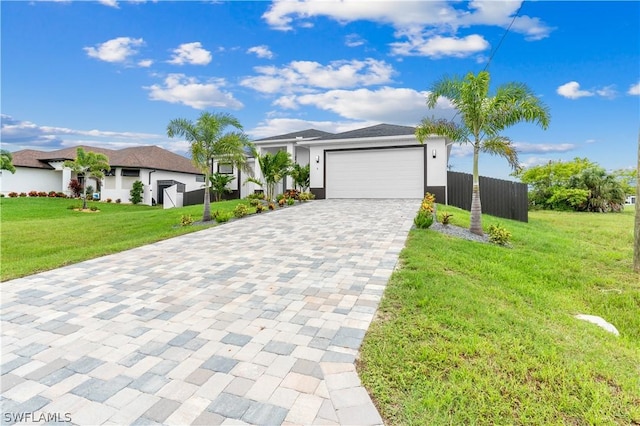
[246,192,265,200]
[180,214,194,226]
[90,206,98,211]
[439,212,453,225]
[233,203,250,218]
[106,198,112,203]
[48,191,57,197]
[68,179,83,198]
[0,193,5,197]
[215,212,233,223]
[248,198,261,207]
[278,198,286,207]
[287,197,295,206]
[85,185,94,197]
[276,193,285,202]
[56,192,66,198]
[8,192,18,197]
[298,192,315,202]
[268,202,276,210]
[28,191,39,197]
[488,224,512,246]
[414,210,434,229]
[19,192,27,197]
[130,180,144,205]
[256,204,266,214]
[38,191,47,197]
[115,199,121,204]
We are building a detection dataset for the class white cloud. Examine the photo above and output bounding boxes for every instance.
[98,0,118,7]
[273,87,455,125]
[144,74,243,110]
[628,82,640,95]
[248,118,377,139]
[390,34,489,58]
[138,59,153,68]
[240,58,395,94]
[513,142,575,154]
[168,42,212,66]
[345,33,365,47]
[247,45,274,59]
[556,81,594,99]
[84,37,144,63]
[595,85,617,99]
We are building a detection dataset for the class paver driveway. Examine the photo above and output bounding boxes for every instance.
[1,199,419,425]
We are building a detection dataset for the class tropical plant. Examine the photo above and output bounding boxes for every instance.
[246,149,292,201]
[416,71,550,235]
[210,172,235,202]
[63,147,110,210]
[290,163,310,192]
[167,112,252,222]
[488,223,512,246]
[1,149,16,174]
[68,178,83,198]
[129,180,144,205]
[233,203,250,218]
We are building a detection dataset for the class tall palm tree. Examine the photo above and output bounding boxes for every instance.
[63,147,110,209]
[416,71,550,235]
[167,112,251,222]
[247,148,292,201]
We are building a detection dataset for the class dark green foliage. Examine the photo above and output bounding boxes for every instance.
[290,163,310,192]
[414,210,434,229]
[210,173,235,202]
[129,180,144,204]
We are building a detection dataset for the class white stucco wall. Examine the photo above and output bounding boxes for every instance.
[102,168,203,204]
[0,167,62,195]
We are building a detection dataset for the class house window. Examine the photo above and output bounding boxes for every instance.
[196,175,205,182]
[217,164,234,174]
[121,169,140,177]
[105,169,116,177]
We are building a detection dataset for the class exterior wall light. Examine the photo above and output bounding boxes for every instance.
[432,149,437,158]
[315,155,320,163]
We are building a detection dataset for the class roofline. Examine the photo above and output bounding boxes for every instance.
[296,133,448,146]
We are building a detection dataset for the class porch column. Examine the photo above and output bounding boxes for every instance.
[286,142,295,190]
[61,168,71,195]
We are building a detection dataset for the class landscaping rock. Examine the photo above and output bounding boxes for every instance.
[575,314,620,336]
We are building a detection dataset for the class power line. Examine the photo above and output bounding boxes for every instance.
[483,1,525,71]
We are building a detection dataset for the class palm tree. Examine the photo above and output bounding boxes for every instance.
[167,112,251,222]
[416,71,550,235]
[1,149,16,174]
[290,163,310,192]
[247,148,292,201]
[63,147,110,209]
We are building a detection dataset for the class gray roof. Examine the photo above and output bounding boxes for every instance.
[320,123,416,140]
[255,129,334,141]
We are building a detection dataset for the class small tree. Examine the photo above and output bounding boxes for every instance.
[210,172,235,202]
[1,149,16,174]
[129,180,144,204]
[68,178,83,198]
[290,163,310,192]
[247,148,292,201]
[63,147,110,209]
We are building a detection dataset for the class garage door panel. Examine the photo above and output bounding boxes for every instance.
[326,148,424,198]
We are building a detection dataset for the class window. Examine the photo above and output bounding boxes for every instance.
[121,169,140,177]
[105,169,116,177]
[196,175,205,182]
[217,164,234,174]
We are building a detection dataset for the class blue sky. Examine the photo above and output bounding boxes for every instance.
[2,0,638,181]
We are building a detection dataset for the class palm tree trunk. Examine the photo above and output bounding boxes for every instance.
[203,165,212,221]
[470,144,483,235]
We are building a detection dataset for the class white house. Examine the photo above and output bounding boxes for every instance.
[0,145,206,206]
[252,123,451,201]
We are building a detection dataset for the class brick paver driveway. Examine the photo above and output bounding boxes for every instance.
[1,199,418,425]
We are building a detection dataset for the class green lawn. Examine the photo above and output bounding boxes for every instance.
[359,205,640,425]
[0,197,248,281]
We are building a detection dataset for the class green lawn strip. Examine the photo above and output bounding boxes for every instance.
[359,206,639,425]
[0,197,250,280]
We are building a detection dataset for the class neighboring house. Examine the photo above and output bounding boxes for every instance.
[0,145,206,205]
[626,195,636,205]
[252,123,451,201]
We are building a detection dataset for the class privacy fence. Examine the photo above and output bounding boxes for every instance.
[447,171,528,222]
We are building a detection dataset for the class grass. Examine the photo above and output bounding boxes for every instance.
[0,197,250,281]
[358,205,639,425]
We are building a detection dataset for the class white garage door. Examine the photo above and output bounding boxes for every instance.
[326,147,424,198]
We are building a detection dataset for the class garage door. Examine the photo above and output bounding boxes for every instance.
[326,147,424,198]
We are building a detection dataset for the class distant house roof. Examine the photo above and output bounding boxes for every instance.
[255,129,334,142]
[11,145,200,174]
[254,123,416,143]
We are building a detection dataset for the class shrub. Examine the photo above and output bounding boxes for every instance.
[180,214,194,226]
[130,180,144,205]
[268,202,276,210]
[90,206,98,211]
[215,212,233,223]
[19,192,27,197]
[488,224,512,246]
[439,212,453,225]
[48,191,57,197]
[106,198,112,203]
[248,198,261,207]
[256,204,266,214]
[85,185,94,197]
[8,192,18,197]
[233,203,250,218]
[56,192,66,198]
[115,198,121,204]
[278,198,286,207]
[285,189,299,200]
[414,210,434,229]
[287,197,295,206]
[68,179,83,198]
[246,192,265,200]
[298,192,315,202]
[38,191,47,197]
[28,191,38,197]
[0,193,5,197]
[276,193,285,202]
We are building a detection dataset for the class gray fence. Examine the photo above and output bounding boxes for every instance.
[183,188,240,207]
[447,171,528,222]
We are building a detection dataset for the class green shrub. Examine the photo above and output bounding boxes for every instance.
[414,210,434,229]
[439,212,453,225]
[488,224,512,245]
[276,193,285,202]
[233,203,250,218]
[298,191,315,202]
[180,214,194,226]
[256,204,266,213]
[287,197,295,206]
[246,192,265,200]
[90,206,98,211]
[215,212,233,223]
[129,180,144,205]
[248,198,261,207]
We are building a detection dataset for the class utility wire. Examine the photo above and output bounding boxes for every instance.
[483,0,525,71]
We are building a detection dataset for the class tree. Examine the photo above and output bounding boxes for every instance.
[247,148,292,201]
[1,149,16,174]
[130,180,144,204]
[210,172,235,202]
[416,71,550,235]
[167,112,251,222]
[63,147,110,209]
[290,163,310,192]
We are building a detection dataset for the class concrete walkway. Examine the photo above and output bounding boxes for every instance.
[1,199,418,425]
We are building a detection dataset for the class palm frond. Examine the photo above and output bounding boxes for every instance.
[482,136,520,170]
[416,117,469,144]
